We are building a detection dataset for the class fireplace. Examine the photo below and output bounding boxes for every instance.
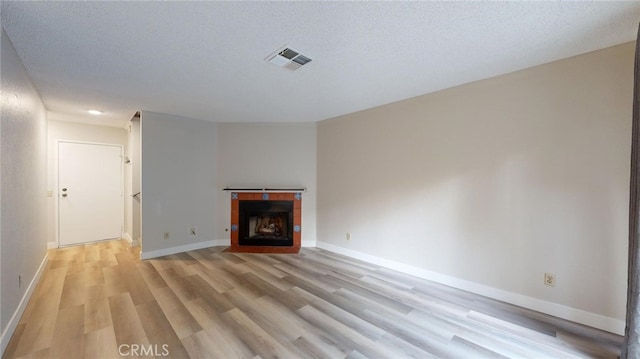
[228,192,301,253]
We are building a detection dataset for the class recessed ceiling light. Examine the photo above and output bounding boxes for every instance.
[88,110,102,115]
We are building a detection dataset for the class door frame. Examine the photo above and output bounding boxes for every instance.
[55,140,125,248]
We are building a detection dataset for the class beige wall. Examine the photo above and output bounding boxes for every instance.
[1,29,48,350]
[215,123,317,246]
[130,116,141,246]
[317,42,633,333]
[46,119,129,247]
[140,111,218,256]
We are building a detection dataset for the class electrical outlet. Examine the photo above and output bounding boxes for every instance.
[544,273,556,287]
[346,232,351,241]
[190,227,197,236]
[164,232,170,240]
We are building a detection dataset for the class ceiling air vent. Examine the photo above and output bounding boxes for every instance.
[266,46,312,71]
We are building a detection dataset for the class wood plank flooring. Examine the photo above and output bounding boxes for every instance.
[3,240,623,358]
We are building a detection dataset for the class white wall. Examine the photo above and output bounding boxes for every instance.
[46,119,128,247]
[317,42,633,334]
[130,116,141,246]
[1,29,48,352]
[139,117,317,258]
[215,123,317,246]
[140,111,218,257]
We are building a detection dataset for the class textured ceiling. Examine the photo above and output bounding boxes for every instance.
[2,1,640,128]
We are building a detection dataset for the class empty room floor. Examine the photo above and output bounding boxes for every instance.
[3,240,622,358]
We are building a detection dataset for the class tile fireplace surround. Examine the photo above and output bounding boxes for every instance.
[227,192,302,253]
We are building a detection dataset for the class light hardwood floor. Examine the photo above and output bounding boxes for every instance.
[3,240,623,358]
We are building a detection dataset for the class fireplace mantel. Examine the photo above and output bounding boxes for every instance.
[223,187,306,192]
[227,192,301,253]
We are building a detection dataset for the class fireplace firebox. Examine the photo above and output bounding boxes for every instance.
[239,200,293,246]
[228,192,301,253]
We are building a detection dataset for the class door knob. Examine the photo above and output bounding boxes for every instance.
[62,193,68,197]
[62,188,67,192]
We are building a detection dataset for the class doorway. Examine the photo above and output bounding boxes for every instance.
[58,141,123,246]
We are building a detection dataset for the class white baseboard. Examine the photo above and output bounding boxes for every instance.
[141,240,218,260]
[1,253,49,355]
[302,239,317,247]
[47,242,58,249]
[212,239,230,246]
[122,233,139,247]
[315,241,624,336]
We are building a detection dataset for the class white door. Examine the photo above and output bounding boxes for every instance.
[59,142,123,246]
